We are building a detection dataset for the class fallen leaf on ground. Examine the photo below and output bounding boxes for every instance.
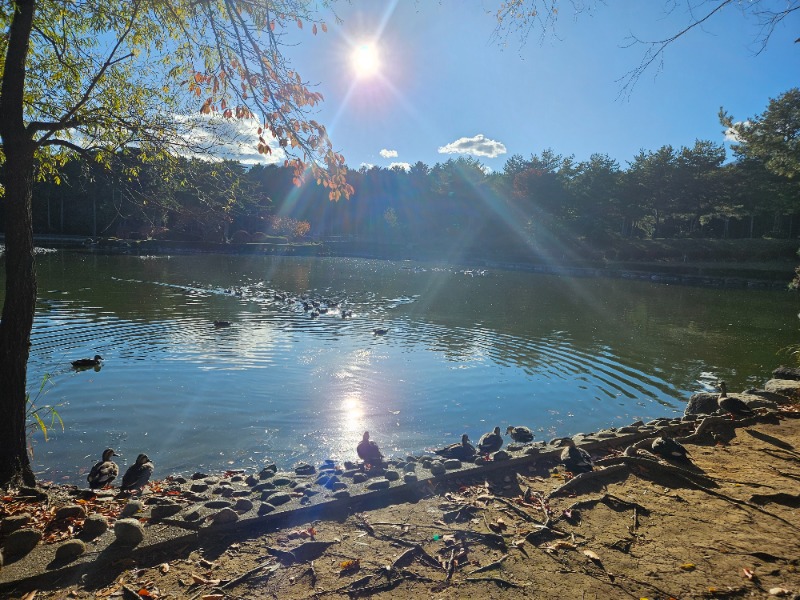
[583,550,601,561]
[679,563,696,571]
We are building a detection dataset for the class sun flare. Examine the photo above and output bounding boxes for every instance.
[351,43,380,78]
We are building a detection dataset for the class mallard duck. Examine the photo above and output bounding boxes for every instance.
[357,431,383,468]
[651,435,690,461]
[213,320,231,328]
[121,454,154,493]
[434,434,476,461]
[717,381,754,419]
[559,438,593,474]
[71,355,103,368]
[373,328,388,336]
[478,426,503,455]
[506,425,534,443]
[87,448,119,489]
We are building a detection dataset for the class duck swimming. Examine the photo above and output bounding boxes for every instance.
[373,328,388,336]
[716,381,754,419]
[478,426,503,455]
[559,438,593,474]
[357,431,383,468]
[506,425,534,443]
[434,434,476,461]
[213,320,232,328]
[651,435,690,462]
[87,448,119,489]
[121,454,154,493]
[71,355,103,369]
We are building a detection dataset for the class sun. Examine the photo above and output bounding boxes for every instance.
[351,43,380,78]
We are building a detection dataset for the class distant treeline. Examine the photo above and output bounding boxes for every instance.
[6,139,800,251]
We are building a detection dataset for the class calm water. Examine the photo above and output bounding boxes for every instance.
[11,251,799,483]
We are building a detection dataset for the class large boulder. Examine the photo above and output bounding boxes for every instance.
[772,365,800,381]
[764,379,800,401]
[684,392,719,416]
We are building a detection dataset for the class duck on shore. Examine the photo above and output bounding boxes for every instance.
[121,453,154,493]
[357,431,383,469]
[477,426,503,456]
[559,437,593,474]
[71,355,103,369]
[717,381,755,419]
[434,434,476,461]
[87,448,119,489]
[651,435,690,462]
[506,425,534,443]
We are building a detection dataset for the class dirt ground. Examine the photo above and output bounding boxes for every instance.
[4,414,800,600]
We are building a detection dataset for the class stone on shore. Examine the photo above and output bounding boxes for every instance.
[765,379,800,400]
[684,392,719,416]
[55,504,86,521]
[120,501,143,518]
[1,513,31,534]
[82,514,109,537]
[114,518,145,546]
[54,539,86,562]
[3,528,42,558]
[150,503,182,520]
[772,365,800,381]
[208,508,239,525]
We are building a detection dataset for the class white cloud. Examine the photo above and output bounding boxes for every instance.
[438,134,507,158]
[173,114,286,165]
[380,149,398,158]
[389,162,411,171]
[723,120,749,143]
[360,162,375,170]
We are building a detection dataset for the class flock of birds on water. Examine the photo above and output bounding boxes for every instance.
[84,381,752,492]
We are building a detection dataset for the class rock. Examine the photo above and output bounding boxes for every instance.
[212,486,234,497]
[172,476,188,484]
[772,365,800,380]
[82,514,109,537]
[352,473,368,484]
[253,481,276,492]
[260,490,277,501]
[430,463,446,476]
[120,501,143,518]
[367,479,390,490]
[231,489,251,497]
[524,446,541,456]
[55,504,87,521]
[342,469,359,478]
[258,502,276,515]
[1,513,32,534]
[684,392,719,416]
[343,461,357,470]
[245,474,259,486]
[54,539,86,562]
[114,519,144,546]
[3,528,42,557]
[403,473,418,483]
[234,499,254,513]
[385,470,400,481]
[493,450,511,461]
[333,490,350,499]
[262,463,278,473]
[205,500,233,509]
[191,472,208,480]
[269,493,292,506]
[745,388,792,405]
[184,510,201,522]
[230,475,245,482]
[190,483,209,493]
[272,476,293,486]
[315,474,330,486]
[443,459,462,470]
[150,503,182,520]
[618,426,640,434]
[764,379,800,401]
[403,462,416,472]
[294,463,316,476]
[208,508,239,525]
[204,477,220,485]
[331,482,348,491]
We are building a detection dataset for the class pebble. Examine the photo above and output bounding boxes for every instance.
[385,470,401,481]
[209,508,239,525]
[120,501,143,518]
[443,459,461,470]
[3,528,42,557]
[253,481,276,492]
[1,513,31,534]
[205,500,233,509]
[54,539,86,562]
[269,492,292,506]
[204,477,220,485]
[258,502,276,515]
[82,514,109,537]
[333,490,350,499]
[493,450,511,461]
[184,510,201,522]
[56,504,87,521]
[331,482,348,491]
[294,463,316,476]
[352,473,368,484]
[524,447,541,456]
[272,476,293,486]
[367,479,390,490]
[260,489,277,501]
[430,463,446,476]
[191,472,208,480]
[245,474,259,486]
[114,519,145,546]
[618,426,640,434]
[234,499,254,513]
[190,483,209,493]
[403,473,418,483]
[150,503,182,520]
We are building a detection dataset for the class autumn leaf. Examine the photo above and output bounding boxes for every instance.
[679,563,696,571]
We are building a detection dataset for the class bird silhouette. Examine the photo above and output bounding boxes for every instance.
[357,431,383,468]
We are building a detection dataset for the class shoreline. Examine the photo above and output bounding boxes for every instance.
[2,373,800,598]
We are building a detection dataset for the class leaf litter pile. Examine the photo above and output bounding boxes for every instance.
[5,414,800,599]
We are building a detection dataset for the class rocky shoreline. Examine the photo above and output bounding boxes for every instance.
[2,369,800,598]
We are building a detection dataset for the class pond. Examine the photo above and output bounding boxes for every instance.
[13,251,799,484]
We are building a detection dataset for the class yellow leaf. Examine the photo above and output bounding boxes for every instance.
[679,563,696,571]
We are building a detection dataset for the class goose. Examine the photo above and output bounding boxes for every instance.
[357,431,383,468]
[87,448,119,489]
[477,426,503,455]
[559,438,593,474]
[121,454,154,493]
[434,434,476,461]
[717,381,754,419]
[506,425,534,443]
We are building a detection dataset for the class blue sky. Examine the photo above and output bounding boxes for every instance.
[228,0,799,173]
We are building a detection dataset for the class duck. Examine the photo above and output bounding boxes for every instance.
[341,310,353,319]
[434,434,476,461]
[717,381,754,419]
[87,448,119,489]
[121,454,154,493]
[651,435,690,462]
[357,431,383,468]
[71,355,103,369]
[373,328,388,336]
[213,320,232,328]
[506,425,534,443]
[559,437,593,474]
[477,426,503,455]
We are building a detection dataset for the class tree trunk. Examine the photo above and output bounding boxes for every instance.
[0,0,37,488]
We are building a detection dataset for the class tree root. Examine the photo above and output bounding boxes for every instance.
[548,464,628,498]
